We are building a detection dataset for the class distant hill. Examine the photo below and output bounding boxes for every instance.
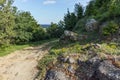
[41,24,50,28]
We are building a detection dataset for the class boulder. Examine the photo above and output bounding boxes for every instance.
[87,56,101,65]
[85,19,98,31]
[60,30,88,43]
[67,57,76,64]
[59,30,78,43]
[45,69,68,80]
[97,61,120,80]
[76,56,101,80]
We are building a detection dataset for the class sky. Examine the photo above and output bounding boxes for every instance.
[13,0,90,24]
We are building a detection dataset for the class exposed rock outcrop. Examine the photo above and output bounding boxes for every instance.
[97,61,120,80]
[45,54,120,80]
[45,69,69,80]
[59,30,87,43]
[85,19,98,31]
[60,30,78,43]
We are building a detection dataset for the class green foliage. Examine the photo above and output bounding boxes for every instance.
[14,11,46,44]
[85,0,97,16]
[0,0,48,47]
[108,0,120,17]
[64,9,77,30]
[32,27,46,41]
[0,0,15,47]
[47,22,64,38]
[74,3,84,20]
[0,44,29,56]
[99,43,120,55]
[73,17,87,32]
[0,0,6,6]
[102,21,119,36]
[49,42,82,56]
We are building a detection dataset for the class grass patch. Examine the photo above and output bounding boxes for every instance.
[0,39,56,57]
[50,42,82,55]
[0,44,29,57]
[99,43,120,55]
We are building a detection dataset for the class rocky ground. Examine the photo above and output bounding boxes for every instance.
[0,42,52,80]
[45,52,120,80]
[43,29,120,80]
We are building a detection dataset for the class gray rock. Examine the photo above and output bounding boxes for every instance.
[67,57,75,64]
[88,56,101,65]
[68,65,75,74]
[86,56,101,78]
[97,61,120,80]
[76,56,101,80]
[59,30,88,43]
[85,19,98,31]
[59,30,78,43]
[45,69,68,80]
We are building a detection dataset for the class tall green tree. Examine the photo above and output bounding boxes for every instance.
[0,0,15,47]
[74,3,83,20]
[64,9,77,30]
[14,11,45,43]
[109,0,120,17]
[85,0,96,16]
[47,22,63,38]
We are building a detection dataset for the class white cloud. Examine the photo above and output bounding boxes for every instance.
[43,0,56,5]
[19,0,28,3]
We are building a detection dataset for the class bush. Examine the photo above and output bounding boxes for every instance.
[46,23,64,38]
[73,17,87,33]
[102,21,119,36]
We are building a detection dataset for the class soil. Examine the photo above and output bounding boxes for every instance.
[0,42,52,80]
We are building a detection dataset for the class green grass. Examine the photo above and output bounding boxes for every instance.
[99,43,120,55]
[0,44,29,57]
[0,39,56,57]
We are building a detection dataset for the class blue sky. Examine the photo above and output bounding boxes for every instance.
[13,0,90,24]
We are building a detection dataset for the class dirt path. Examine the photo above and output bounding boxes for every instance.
[0,42,53,80]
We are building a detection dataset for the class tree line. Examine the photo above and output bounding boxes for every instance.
[0,0,65,48]
[0,0,120,48]
[0,0,51,47]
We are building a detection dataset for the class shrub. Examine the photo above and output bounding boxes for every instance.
[99,43,120,55]
[102,21,119,36]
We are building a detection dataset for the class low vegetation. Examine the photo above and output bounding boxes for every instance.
[37,40,120,79]
[0,39,55,57]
